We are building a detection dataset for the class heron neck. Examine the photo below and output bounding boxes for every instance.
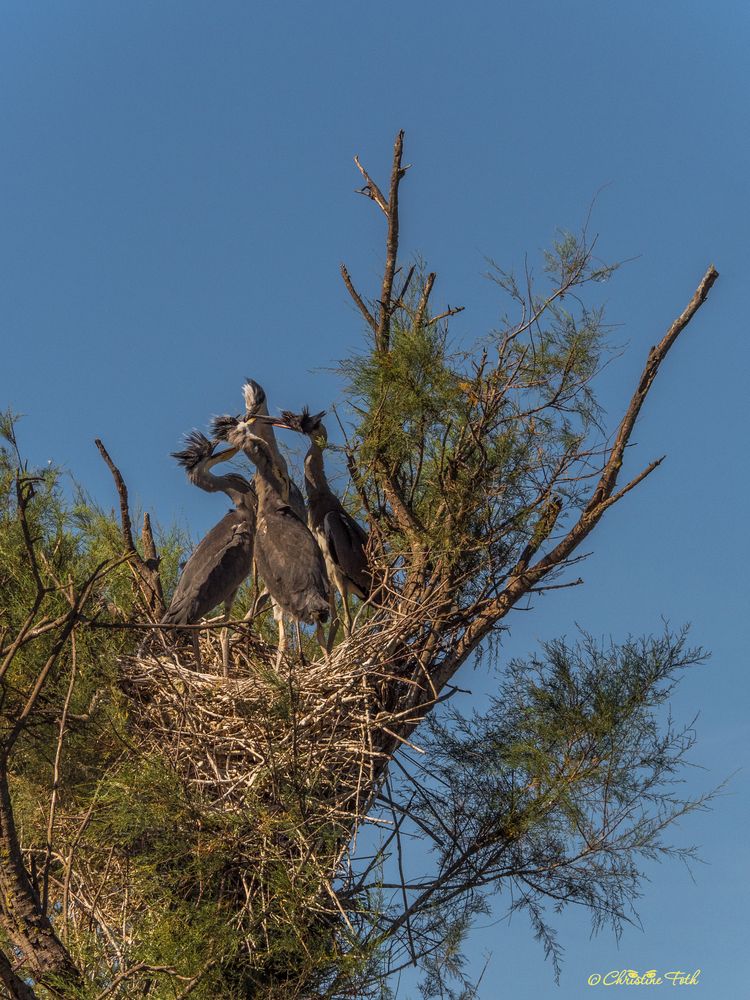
[252,451,287,505]
[304,441,329,499]
[191,469,251,507]
[227,485,255,509]
[245,413,290,489]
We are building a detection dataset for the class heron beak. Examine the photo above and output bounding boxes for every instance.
[205,445,239,468]
[253,414,296,431]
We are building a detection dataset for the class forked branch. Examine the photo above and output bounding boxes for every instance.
[340,264,377,334]
[435,263,719,691]
[345,131,412,351]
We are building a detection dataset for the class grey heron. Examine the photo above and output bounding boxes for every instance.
[216,378,307,627]
[161,431,255,673]
[211,416,330,663]
[219,377,310,655]
[241,378,306,520]
[262,408,372,638]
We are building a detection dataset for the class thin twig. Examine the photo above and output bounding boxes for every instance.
[42,634,77,915]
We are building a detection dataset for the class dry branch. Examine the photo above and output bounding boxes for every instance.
[0,948,37,1000]
[377,130,407,352]
[346,131,410,353]
[94,439,135,553]
[95,438,165,619]
[354,155,389,215]
[433,263,719,693]
[414,272,436,331]
[589,264,718,510]
[340,263,377,333]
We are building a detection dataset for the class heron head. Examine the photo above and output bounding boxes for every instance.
[242,378,267,416]
[259,407,328,447]
[299,407,327,441]
[172,430,213,472]
[211,413,268,458]
[210,414,240,443]
[172,430,238,482]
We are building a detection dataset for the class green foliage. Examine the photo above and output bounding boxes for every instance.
[337,238,614,589]
[360,628,715,992]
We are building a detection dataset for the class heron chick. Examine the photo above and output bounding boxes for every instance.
[260,408,373,639]
[211,415,330,663]
[162,431,256,673]
[240,378,307,520]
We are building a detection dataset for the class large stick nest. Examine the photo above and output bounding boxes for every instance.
[111,618,432,954]
[119,629,398,821]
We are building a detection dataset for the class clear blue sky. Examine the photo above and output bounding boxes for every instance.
[1,3,747,996]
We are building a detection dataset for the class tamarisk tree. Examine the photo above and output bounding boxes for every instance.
[0,132,719,999]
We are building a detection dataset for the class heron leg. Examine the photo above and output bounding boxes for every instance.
[250,587,271,619]
[341,585,354,637]
[325,593,340,653]
[191,628,202,670]
[249,557,262,615]
[273,601,287,670]
[221,591,238,677]
[315,622,328,660]
[220,626,230,677]
[293,620,308,665]
[245,589,270,658]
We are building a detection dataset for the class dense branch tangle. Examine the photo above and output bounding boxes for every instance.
[339,131,717,742]
[0,425,145,999]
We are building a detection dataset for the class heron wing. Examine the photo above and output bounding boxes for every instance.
[254,505,330,623]
[162,509,254,625]
[323,510,371,597]
[288,481,307,521]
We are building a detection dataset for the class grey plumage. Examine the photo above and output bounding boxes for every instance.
[321,507,371,599]
[262,409,373,634]
[216,380,312,659]
[162,432,256,670]
[212,416,330,634]
[253,501,330,625]
[241,379,307,520]
[161,508,254,628]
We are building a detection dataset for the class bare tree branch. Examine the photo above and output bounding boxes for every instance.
[433,264,719,692]
[354,155,389,215]
[94,439,135,554]
[602,455,666,509]
[373,130,408,351]
[426,304,465,326]
[413,272,436,331]
[340,264,377,333]
[0,948,37,1000]
[141,512,165,611]
[588,264,718,511]
[95,439,165,619]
